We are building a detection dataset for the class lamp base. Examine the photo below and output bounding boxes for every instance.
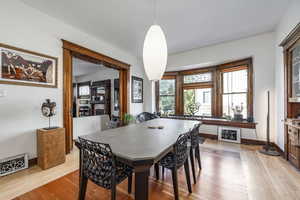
[259,145,281,156]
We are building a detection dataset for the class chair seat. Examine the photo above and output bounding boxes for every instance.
[159,151,188,169]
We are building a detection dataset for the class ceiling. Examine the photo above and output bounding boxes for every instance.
[22,0,291,57]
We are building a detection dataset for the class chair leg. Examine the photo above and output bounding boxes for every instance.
[195,144,202,170]
[162,167,165,180]
[189,148,196,184]
[128,173,132,194]
[171,168,179,200]
[155,163,160,180]
[111,181,116,200]
[184,159,192,193]
[78,175,88,200]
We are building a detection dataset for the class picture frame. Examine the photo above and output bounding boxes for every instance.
[131,76,143,103]
[0,43,58,88]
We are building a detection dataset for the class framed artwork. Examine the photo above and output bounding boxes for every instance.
[132,76,143,103]
[0,43,58,88]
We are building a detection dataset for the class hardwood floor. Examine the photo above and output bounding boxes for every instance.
[1,139,300,200]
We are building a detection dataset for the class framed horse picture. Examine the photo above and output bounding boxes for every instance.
[0,43,58,88]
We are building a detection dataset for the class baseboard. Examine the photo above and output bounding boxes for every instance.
[270,143,285,157]
[200,132,284,155]
[241,138,266,145]
[199,133,218,140]
[28,157,37,167]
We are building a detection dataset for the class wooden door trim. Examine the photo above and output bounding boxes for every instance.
[62,40,130,153]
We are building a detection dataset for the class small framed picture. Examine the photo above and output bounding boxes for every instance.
[0,43,58,88]
[132,76,143,103]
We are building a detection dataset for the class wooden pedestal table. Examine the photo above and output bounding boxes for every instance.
[37,127,66,170]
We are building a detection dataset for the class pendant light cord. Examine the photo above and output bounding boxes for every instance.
[153,0,157,25]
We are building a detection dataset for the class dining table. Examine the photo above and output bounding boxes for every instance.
[79,118,200,200]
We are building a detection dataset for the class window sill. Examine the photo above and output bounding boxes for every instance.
[161,115,257,129]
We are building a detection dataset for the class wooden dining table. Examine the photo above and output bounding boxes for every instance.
[79,118,200,200]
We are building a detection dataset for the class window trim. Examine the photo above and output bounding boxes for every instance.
[156,58,253,119]
[183,87,213,117]
[155,75,177,114]
[218,61,253,119]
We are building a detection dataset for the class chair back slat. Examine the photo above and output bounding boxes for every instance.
[136,112,159,123]
[174,133,189,167]
[190,123,201,147]
[78,137,116,188]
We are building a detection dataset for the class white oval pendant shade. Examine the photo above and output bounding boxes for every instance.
[143,25,168,81]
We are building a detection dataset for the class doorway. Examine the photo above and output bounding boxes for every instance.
[62,40,130,153]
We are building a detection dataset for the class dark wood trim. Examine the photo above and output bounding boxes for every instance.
[62,40,130,153]
[199,133,218,140]
[63,48,73,154]
[162,116,257,129]
[199,133,283,152]
[28,157,37,167]
[119,69,130,121]
[217,58,253,119]
[202,119,256,129]
[241,138,266,145]
[176,74,183,115]
[280,22,300,49]
[131,76,143,103]
[0,43,58,88]
[179,67,214,75]
[157,58,254,119]
[62,40,130,70]
[280,22,300,163]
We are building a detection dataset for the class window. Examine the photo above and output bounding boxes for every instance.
[184,88,212,116]
[155,58,253,120]
[183,72,212,84]
[158,79,176,115]
[222,68,248,118]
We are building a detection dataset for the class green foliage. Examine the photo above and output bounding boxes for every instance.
[184,89,200,116]
[159,80,175,115]
[123,113,135,125]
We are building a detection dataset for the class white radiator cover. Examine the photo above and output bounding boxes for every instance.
[218,126,241,143]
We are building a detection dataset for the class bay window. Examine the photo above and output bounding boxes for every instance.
[155,58,253,120]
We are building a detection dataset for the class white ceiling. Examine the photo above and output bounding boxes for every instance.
[22,0,291,57]
[72,58,106,76]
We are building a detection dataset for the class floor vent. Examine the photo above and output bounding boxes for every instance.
[0,153,28,176]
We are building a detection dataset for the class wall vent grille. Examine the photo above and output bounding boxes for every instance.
[0,154,28,176]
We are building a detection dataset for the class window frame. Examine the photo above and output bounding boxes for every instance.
[218,60,253,119]
[155,58,253,119]
[155,75,177,115]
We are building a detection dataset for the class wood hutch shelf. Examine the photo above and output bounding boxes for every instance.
[280,22,300,169]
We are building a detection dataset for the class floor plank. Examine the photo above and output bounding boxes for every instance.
[2,139,300,200]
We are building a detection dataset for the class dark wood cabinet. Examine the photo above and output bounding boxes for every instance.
[91,79,111,116]
[280,23,300,168]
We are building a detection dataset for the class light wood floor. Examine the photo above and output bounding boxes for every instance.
[1,139,300,200]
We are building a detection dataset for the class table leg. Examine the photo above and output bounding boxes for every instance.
[135,167,150,200]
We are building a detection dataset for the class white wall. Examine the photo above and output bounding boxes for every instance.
[0,0,150,160]
[167,32,276,141]
[275,0,300,150]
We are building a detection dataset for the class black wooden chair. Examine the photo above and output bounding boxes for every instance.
[189,123,202,184]
[156,133,192,200]
[136,112,159,123]
[77,137,133,200]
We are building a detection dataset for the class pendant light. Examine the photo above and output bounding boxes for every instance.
[143,0,168,81]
